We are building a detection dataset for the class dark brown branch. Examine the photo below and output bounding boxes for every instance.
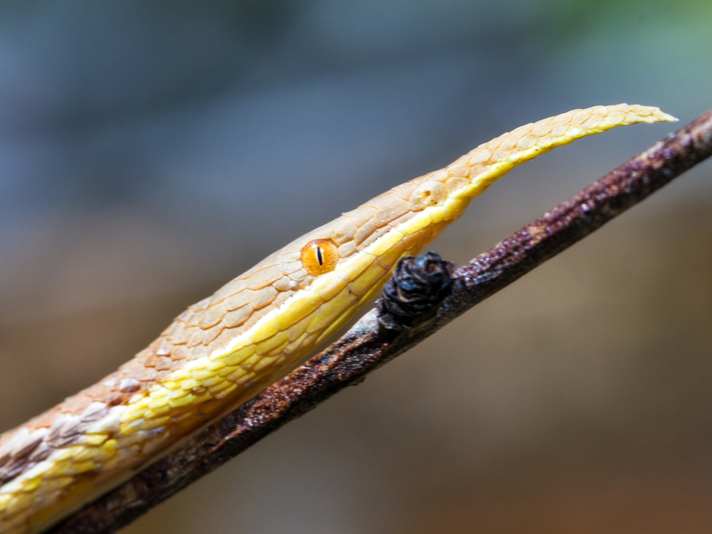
[49,109,712,534]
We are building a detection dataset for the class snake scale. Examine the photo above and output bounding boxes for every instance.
[0,104,674,533]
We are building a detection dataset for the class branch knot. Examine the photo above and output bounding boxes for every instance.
[377,252,454,331]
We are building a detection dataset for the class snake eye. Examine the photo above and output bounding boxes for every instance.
[300,239,339,276]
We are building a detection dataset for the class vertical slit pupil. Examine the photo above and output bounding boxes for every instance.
[316,246,324,266]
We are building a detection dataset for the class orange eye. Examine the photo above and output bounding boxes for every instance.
[300,239,339,276]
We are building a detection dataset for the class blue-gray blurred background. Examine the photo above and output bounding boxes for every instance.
[1,1,711,533]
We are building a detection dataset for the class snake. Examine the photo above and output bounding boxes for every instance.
[0,104,674,534]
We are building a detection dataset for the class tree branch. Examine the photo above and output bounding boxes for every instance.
[49,109,712,534]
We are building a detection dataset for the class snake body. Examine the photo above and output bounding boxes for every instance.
[0,104,674,533]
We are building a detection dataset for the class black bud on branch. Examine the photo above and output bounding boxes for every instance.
[377,252,454,331]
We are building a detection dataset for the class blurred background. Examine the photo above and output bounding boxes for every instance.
[1,1,711,533]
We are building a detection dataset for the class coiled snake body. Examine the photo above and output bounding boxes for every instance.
[0,104,674,533]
